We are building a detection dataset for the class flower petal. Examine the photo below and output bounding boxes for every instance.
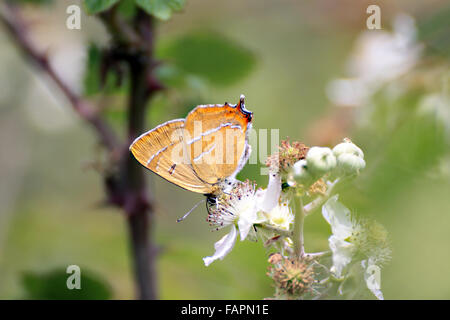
[257,173,281,213]
[203,225,238,267]
[322,195,353,239]
[329,235,354,277]
[238,209,256,241]
[363,260,384,300]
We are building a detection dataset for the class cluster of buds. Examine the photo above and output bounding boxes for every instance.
[287,138,366,189]
[201,135,389,300]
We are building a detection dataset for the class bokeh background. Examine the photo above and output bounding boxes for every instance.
[0,0,449,299]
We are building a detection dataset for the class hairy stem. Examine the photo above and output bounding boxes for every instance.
[292,195,305,258]
[303,178,340,215]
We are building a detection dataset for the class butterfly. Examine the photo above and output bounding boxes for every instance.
[129,94,253,211]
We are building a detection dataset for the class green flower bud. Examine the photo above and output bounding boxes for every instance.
[306,147,337,174]
[333,140,364,158]
[333,140,366,174]
[288,159,311,186]
[293,159,308,178]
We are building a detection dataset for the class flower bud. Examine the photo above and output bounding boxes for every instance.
[288,159,310,186]
[293,159,308,178]
[333,140,364,158]
[306,147,337,174]
[333,140,366,174]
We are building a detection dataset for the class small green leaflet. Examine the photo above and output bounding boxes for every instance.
[83,0,120,15]
[135,0,186,20]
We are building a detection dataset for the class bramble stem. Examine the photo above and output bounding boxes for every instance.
[0,3,118,151]
[303,178,340,215]
[1,2,163,299]
[118,10,159,300]
[293,195,305,258]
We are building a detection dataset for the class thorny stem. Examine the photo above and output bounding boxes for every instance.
[115,9,160,300]
[99,7,140,47]
[0,3,119,151]
[1,2,163,299]
[121,55,155,299]
[292,195,305,258]
[303,178,340,215]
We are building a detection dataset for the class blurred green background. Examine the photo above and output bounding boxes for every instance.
[0,0,449,299]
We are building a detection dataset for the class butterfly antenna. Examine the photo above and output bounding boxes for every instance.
[177,199,206,222]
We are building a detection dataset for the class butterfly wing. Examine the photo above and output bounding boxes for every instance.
[130,119,214,194]
[184,98,252,184]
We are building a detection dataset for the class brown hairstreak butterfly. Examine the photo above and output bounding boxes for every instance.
[130,95,253,218]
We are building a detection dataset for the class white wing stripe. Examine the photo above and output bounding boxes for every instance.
[186,123,242,145]
[193,144,216,162]
[146,142,176,165]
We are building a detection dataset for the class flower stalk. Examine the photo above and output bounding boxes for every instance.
[292,195,305,258]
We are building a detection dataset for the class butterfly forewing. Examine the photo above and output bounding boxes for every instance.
[129,119,214,194]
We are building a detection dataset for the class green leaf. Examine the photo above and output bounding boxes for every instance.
[117,0,138,19]
[158,33,257,86]
[83,0,120,14]
[22,268,112,299]
[417,5,450,57]
[135,0,186,20]
[83,44,128,96]
[83,44,102,96]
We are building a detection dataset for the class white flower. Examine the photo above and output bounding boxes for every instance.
[362,259,384,300]
[326,78,368,107]
[203,225,237,267]
[333,140,366,174]
[418,93,450,139]
[348,14,421,85]
[322,195,355,277]
[265,202,294,231]
[326,14,422,108]
[323,195,388,301]
[257,172,281,213]
[207,182,260,239]
[306,147,336,174]
[204,179,278,266]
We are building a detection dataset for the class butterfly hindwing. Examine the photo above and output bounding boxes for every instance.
[184,102,252,184]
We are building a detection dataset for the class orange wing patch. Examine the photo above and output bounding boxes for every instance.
[184,101,251,184]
